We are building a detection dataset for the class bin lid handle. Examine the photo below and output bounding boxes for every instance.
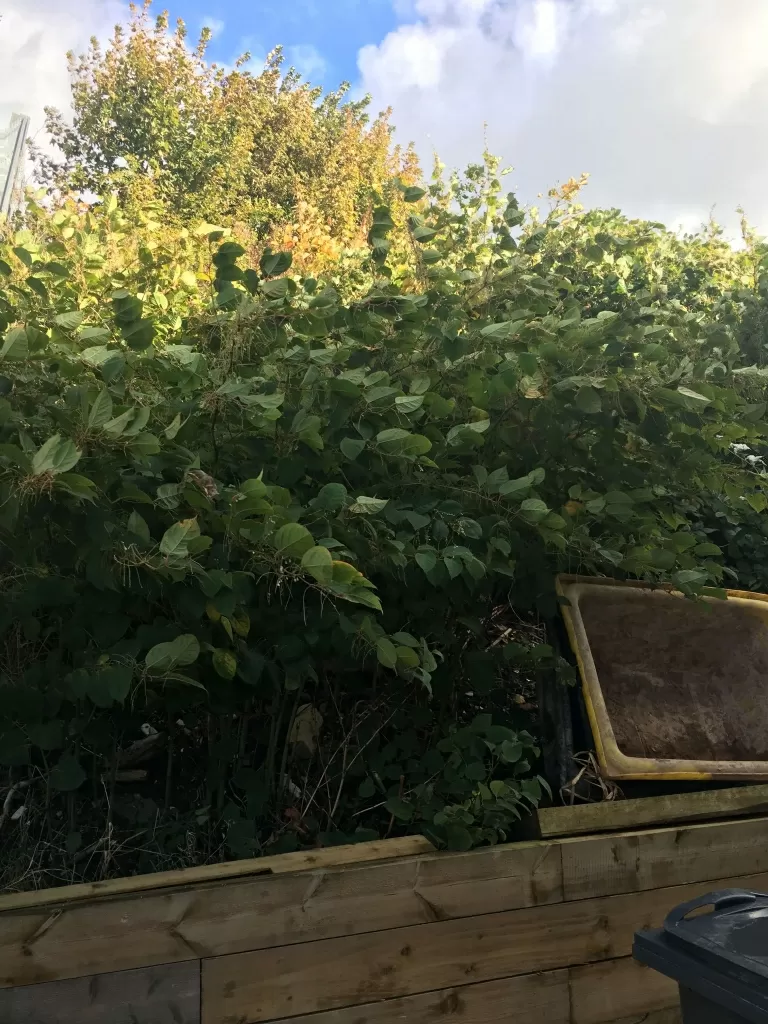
[665,890,762,932]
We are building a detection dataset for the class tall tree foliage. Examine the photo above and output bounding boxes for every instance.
[36,1,420,251]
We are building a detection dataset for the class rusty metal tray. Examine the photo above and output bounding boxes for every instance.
[557,575,768,781]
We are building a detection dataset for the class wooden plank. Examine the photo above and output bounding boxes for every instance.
[0,840,561,989]
[538,785,768,837]
[4,815,767,990]
[0,836,435,913]
[267,971,571,1024]
[561,815,768,900]
[245,964,679,1024]
[602,1013,680,1024]
[570,957,679,1024]
[408,840,562,918]
[0,960,200,1024]
[201,869,768,1023]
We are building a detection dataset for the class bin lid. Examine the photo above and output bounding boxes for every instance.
[634,890,768,1024]
[662,890,768,979]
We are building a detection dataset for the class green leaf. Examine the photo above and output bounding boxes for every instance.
[314,483,347,512]
[349,496,389,514]
[261,278,290,299]
[56,473,97,501]
[0,326,28,361]
[694,542,722,557]
[26,276,47,299]
[392,631,419,647]
[358,777,376,798]
[574,385,602,414]
[165,413,184,439]
[160,518,201,558]
[340,437,366,461]
[415,550,437,574]
[127,510,151,543]
[409,375,431,395]
[88,389,114,429]
[455,517,483,539]
[260,250,293,277]
[44,261,70,279]
[677,387,711,408]
[273,522,315,558]
[498,475,532,498]
[50,753,86,792]
[55,310,85,331]
[121,318,155,350]
[376,637,398,669]
[376,428,432,457]
[104,665,133,703]
[519,498,549,523]
[747,493,768,513]
[102,409,135,438]
[674,569,709,586]
[213,648,237,680]
[215,281,241,308]
[480,320,526,340]
[395,394,424,414]
[32,435,81,476]
[13,246,32,268]
[443,824,474,851]
[214,241,246,264]
[301,545,334,584]
[403,186,426,203]
[343,587,382,613]
[501,740,523,763]
[443,554,463,579]
[385,797,414,821]
[145,634,200,674]
[243,268,260,294]
[396,645,420,668]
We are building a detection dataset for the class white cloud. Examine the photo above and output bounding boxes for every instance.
[0,0,125,173]
[199,15,226,39]
[359,0,768,234]
[286,43,328,81]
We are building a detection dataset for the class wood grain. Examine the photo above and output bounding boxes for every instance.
[267,963,679,1024]
[5,818,768,990]
[603,1013,681,1024]
[569,956,679,1024]
[538,786,768,837]
[201,869,768,1023]
[561,815,768,900]
[262,971,571,1024]
[0,836,435,913]
[0,840,561,989]
[0,960,200,1024]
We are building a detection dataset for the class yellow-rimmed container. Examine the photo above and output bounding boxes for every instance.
[557,575,768,781]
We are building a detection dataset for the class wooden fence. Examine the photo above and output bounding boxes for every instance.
[2,817,768,1023]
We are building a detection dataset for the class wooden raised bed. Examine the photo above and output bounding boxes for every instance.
[3,814,768,1023]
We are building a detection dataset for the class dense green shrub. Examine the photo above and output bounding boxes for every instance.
[1,175,767,888]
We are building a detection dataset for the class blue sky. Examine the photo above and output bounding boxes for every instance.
[171,0,400,88]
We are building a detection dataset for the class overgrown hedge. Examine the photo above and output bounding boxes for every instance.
[1,176,767,888]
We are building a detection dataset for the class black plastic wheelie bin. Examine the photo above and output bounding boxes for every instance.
[634,889,768,1023]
